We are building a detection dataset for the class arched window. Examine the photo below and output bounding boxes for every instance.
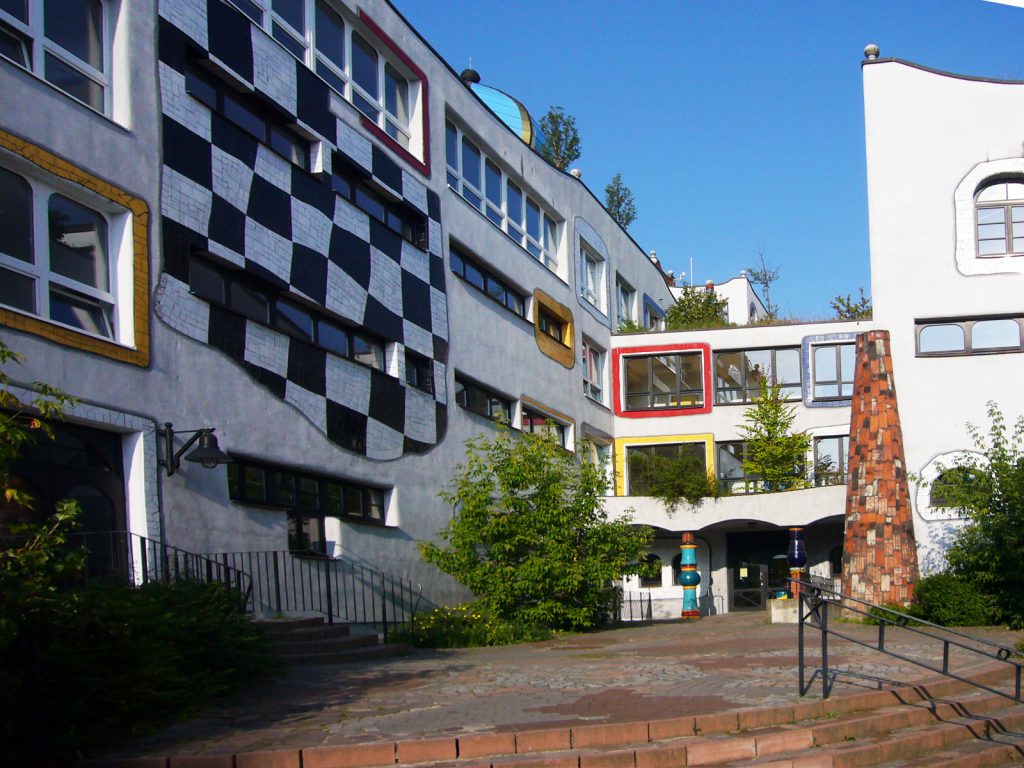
[929,466,986,509]
[975,179,1024,257]
[640,554,662,588]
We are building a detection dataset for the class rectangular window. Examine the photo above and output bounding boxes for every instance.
[623,352,704,411]
[581,240,605,311]
[0,0,110,113]
[537,308,565,343]
[188,256,386,372]
[812,343,855,400]
[582,338,605,403]
[521,407,567,448]
[643,299,665,331]
[814,435,849,486]
[449,244,526,318]
[716,441,760,494]
[0,163,121,339]
[332,155,427,249]
[713,347,801,404]
[615,276,636,328]
[627,443,706,496]
[227,457,388,528]
[916,316,1024,356]
[405,349,433,394]
[186,67,310,170]
[445,120,560,271]
[454,374,511,422]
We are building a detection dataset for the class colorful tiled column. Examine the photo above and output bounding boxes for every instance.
[679,531,700,619]
[841,331,919,606]
[787,526,807,598]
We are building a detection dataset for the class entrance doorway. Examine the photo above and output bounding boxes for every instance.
[726,529,790,611]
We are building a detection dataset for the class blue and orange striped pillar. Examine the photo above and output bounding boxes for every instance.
[679,531,700,619]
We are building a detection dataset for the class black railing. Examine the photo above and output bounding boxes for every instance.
[613,588,654,623]
[209,550,422,642]
[718,471,849,495]
[1,530,253,600]
[795,578,1023,702]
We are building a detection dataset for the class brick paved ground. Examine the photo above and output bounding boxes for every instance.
[103,611,1022,759]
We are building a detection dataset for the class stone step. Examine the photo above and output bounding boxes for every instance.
[272,633,378,656]
[282,642,410,666]
[254,617,328,634]
[263,622,354,642]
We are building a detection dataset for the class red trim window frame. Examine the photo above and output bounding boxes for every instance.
[612,343,712,417]
[356,10,430,178]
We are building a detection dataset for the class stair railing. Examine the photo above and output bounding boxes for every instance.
[209,549,422,642]
[793,577,1023,702]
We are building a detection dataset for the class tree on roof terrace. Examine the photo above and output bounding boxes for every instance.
[538,106,581,171]
[665,285,730,330]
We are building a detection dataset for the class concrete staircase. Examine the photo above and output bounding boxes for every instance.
[257,617,409,665]
[295,665,1024,768]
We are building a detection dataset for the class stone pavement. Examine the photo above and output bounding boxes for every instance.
[103,611,1022,760]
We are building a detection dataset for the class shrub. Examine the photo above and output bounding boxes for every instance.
[910,573,997,627]
[862,602,922,626]
[401,602,552,648]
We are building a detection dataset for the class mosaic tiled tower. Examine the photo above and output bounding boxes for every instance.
[841,331,919,606]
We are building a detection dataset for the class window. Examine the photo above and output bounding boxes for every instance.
[717,442,760,494]
[521,407,567,448]
[445,120,560,271]
[449,244,526,318]
[231,0,418,151]
[929,466,984,509]
[580,240,605,310]
[404,350,432,394]
[537,308,565,343]
[332,155,427,249]
[714,347,800,404]
[624,353,704,411]
[916,316,1024,356]
[639,554,662,588]
[582,339,605,403]
[975,179,1024,257]
[188,256,386,370]
[615,276,636,328]
[454,375,511,422]
[0,163,121,339]
[812,343,855,400]
[186,67,310,170]
[0,0,109,113]
[814,435,849,486]
[227,458,387,530]
[643,299,664,331]
[627,442,706,496]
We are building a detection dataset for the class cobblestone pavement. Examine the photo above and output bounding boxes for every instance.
[106,611,1022,759]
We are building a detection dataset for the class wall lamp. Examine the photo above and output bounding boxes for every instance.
[159,422,233,476]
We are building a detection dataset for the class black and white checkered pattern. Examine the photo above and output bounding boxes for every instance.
[154,1,448,460]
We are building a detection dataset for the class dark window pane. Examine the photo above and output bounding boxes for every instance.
[317,320,349,357]
[228,281,270,323]
[366,489,385,521]
[48,193,108,290]
[184,69,217,110]
[461,138,481,191]
[355,185,385,223]
[351,90,379,121]
[188,258,226,303]
[297,476,319,509]
[276,300,314,340]
[272,0,304,31]
[49,288,112,337]
[271,471,296,506]
[351,32,378,99]
[344,484,364,518]
[44,53,103,110]
[0,0,27,22]
[384,63,408,124]
[352,334,382,369]
[0,166,32,263]
[223,93,266,140]
[315,1,345,68]
[269,126,307,169]
[272,23,307,59]
[325,482,343,515]
[242,466,266,502]
[45,0,103,70]
[485,275,505,303]
[449,248,464,275]
[0,24,29,67]
[230,0,263,24]
[506,291,524,316]
[464,261,484,290]
[0,266,34,312]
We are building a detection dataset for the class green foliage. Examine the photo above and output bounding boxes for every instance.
[617,318,646,334]
[604,173,637,230]
[627,449,717,513]
[929,402,1024,628]
[830,288,872,320]
[420,427,653,631]
[909,573,996,626]
[400,602,553,647]
[664,285,730,330]
[862,603,923,626]
[738,378,811,491]
[746,250,780,319]
[538,106,581,171]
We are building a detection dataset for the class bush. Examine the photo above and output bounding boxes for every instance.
[862,602,923,626]
[3,578,277,766]
[401,602,552,648]
[910,573,997,627]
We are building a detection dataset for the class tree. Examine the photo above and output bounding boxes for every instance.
[928,402,1024,627]
[747,249,780,320]
[420,427,653,631]
[604,173,637,230]
[830,288,872,320]
[538,106,581,171]
[664,285,730,330]
[738,378,811,491]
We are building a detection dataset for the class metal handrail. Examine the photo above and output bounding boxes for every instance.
[208,549,422,642]
[794,577,1023,702]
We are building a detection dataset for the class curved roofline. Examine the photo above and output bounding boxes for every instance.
[382,0,668,283]
[863,56,1024,86]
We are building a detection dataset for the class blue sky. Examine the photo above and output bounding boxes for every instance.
[392,0,1024,319]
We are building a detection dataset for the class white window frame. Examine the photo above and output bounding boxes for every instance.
[520,404,573,450]
[615,275,636,328]
[582,338,605,404]
[445,119,561,272]
[974,179,1024,258]
[580,239,605,310]
[810,342,855,401]
[0,0,112,114]
[954,159,1024,276]
[232,0,418,153]
[0,159,131,343]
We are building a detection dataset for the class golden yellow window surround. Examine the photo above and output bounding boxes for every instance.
[532,288,574,369]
